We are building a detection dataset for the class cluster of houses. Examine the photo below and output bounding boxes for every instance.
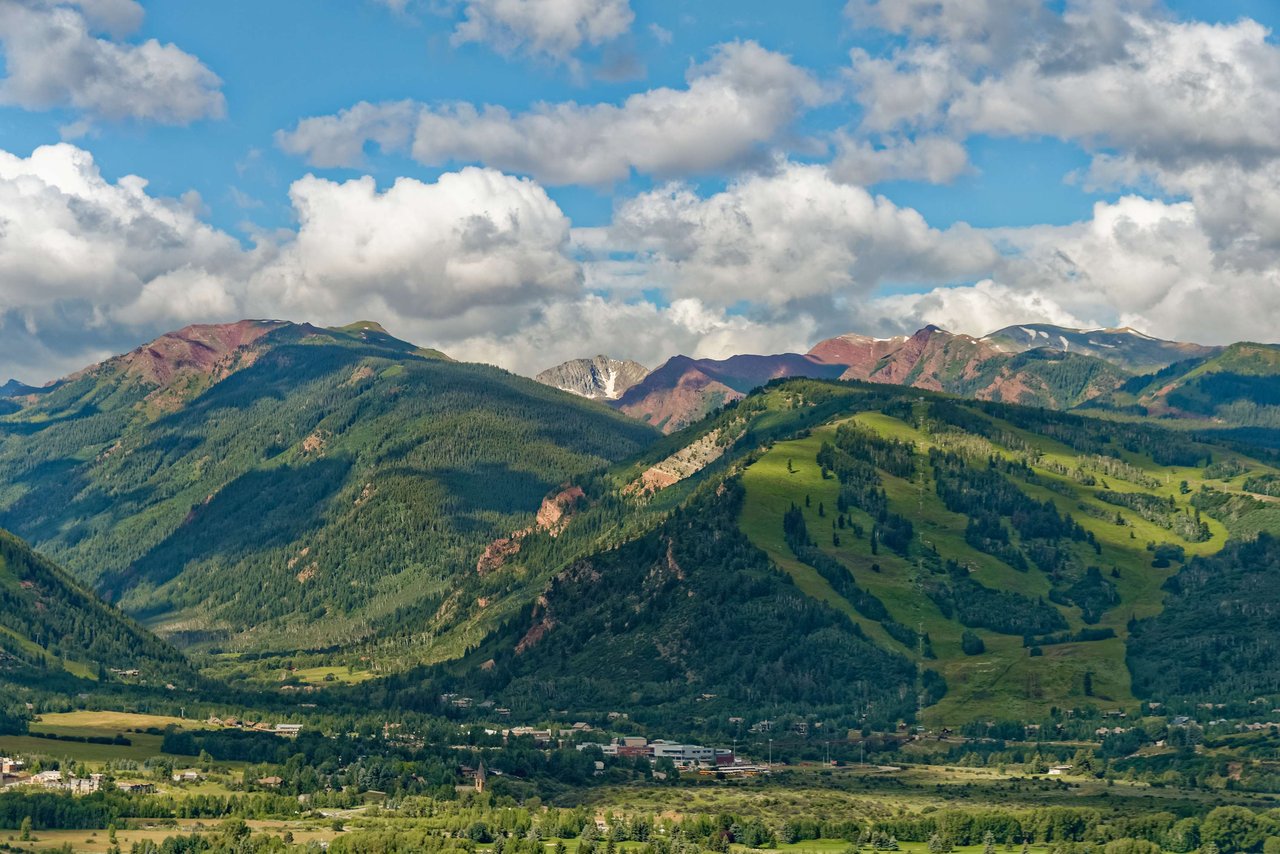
[205,716,303,737]
[581,736,756,771]
[442,694,514,717]
[0,762,155,795]
[503,722,595,745]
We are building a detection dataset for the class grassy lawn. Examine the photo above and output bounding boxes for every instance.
[0,732,167,764]
[37,710,213,733]
[290,664,376,685]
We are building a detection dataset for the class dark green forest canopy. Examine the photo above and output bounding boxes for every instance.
[0,528,194,684]
[386,479,927,730]
[1129,533,1280,704]
[0,325,658,653]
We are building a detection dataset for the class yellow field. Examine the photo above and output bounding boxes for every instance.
[36,710,214,733]
[290,664,375,685]
[18,820,338,853]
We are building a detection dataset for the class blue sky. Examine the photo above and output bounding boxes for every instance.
[1,0,1279,381]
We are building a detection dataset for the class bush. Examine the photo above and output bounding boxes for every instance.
[961,631,985,656]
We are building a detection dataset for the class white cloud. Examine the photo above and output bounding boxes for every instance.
[846,0,1055,67]
[278,41,825,185]
[870,280,1091,337]
[0,143,245,380]
[249,168,580,323]
[0,144,581,381]
[6,140,1279,388]
[829,134,971,185]
[876,196,1280,346]
[0,143,244,312]
[451,0,634,63]
[993,196,1280,345]
[601,161,998,310]
[947,15,1280,166]
[276,100,418,170]
[841,0,1280,343]
[0,0,225,124]
[441,293,818,374]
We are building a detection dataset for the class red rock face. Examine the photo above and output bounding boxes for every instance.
[807,333,907,375]
[477,485,588,575]
[535,486,585,533]
[616,363,743,432]
[832,326,1001,392]
[616,353,845,433]
[116,320,288,387]
[615,325,1123,434]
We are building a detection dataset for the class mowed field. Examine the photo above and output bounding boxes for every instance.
[14,820,337,853]
[738,402,1276,725]
[0,710,214,765]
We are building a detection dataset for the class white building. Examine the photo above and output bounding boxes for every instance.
[650,741,718,766]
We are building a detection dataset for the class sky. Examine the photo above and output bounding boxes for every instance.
[2,0,1280,383]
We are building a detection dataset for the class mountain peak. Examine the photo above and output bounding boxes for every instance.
[535,355,651,401]
[983,323,1217,373]
[108,320,292,387]
[338,320,389,334]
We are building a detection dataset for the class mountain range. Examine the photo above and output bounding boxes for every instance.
[0,320,654,659]
[3,317,1280,727]
[537,323,1280,436]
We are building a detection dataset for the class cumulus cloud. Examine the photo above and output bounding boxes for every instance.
[874,196,1280,346]
[442,294,819,375]
[848,1,1280,256]
[0,143,245,379]
[846,0,1056,67]
[0,0,225,124]
[829,134,971,185]
[0,144,244,313]
[249,168,580,323]
[994,196,1280,345]
[276,100,419,170]
[870,280,1091,337]
[0,144,581,381]
[601,161,998,310]
[6,139,1279,388]
[839,0,1280,342]
[450,0,634,63]
[0,144,1002,383]
[278,41,825,184]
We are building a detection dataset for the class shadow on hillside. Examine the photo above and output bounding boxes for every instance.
[111,457,353,596]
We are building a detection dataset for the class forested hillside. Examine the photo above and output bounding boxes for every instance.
[0,528,194,688]
[5,320,1280,725]
[1089,342,1280,448]
[1129,533,1280,706]
[0,321,657,658]
[419,479,929,731]
[406,378,1280,726]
